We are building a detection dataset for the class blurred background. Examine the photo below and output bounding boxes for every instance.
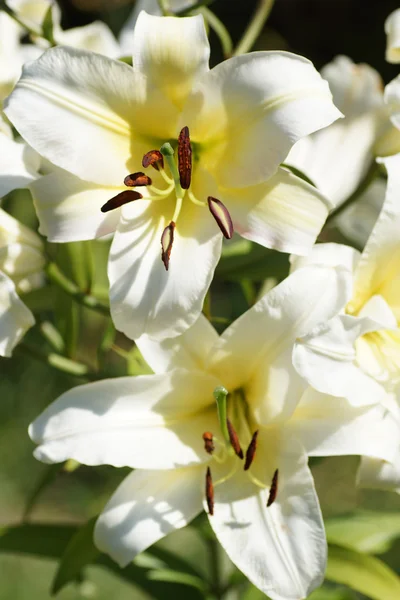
[1,1,400,599]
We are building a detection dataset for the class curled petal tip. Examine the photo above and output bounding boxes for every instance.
[207,197,233,239]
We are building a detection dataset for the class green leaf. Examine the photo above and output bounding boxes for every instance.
[23,464,61,520]
[326,510,400,554]
[326,544,400,600]
[41,4,55,45]
[308,584,356,600]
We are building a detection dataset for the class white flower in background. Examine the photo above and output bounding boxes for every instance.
[6,13,342,340]
[0,270,34,356]
[385,8,400,63]
[285,55,385,208]
[291,154,400,493]
[28,264,395,600]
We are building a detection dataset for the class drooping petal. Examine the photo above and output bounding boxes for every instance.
[0,132,40,196]
[385,9,400,63]
[0,271,35,356]
[350,155,400,315]
[4,46,179,186]
[28,369,220,469]
[293,314,390,406]
[29,169,122,242]
[208,265,352,393]
[136,314,219,374]
[220,167,331,255]
[109,196,222,341]
[290,241,360,273]
[289,387,398,463]
[56,22,120,58]
[208,439,326,600]
[131,12,210,110]
[94,466,203,567]
[185,51,342,188]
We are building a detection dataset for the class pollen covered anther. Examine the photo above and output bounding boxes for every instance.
[226,418,243,459]
[267,469,279,507]
[244,430,259,471]
[101,190,142,213]
[178,126,192,190]
[206,466,214,516]
[142,150,164,170]
[207,197,234,239]
[161,221,175,271]
[124,172,152,187]
[203,432,215,455]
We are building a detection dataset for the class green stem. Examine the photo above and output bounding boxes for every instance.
[46,262,109,316]
[233,0,275,56]
[200,7,233,58]
[324,161,381,226]
[214,386,230,444]
[176,0,215,16]
[17,342,95,379]
[0,0,41,36]
[207,534,223,599]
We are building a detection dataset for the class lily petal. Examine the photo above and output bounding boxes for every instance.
[56,21,120,58]
[221,167,331,255]
[94,467,203,567]
[0,271,34,357]
[136,314,219,374]
[385,9,400,63]
[109,197,222,341]
[208,439,325,600]
[289,387,398,463]
[358,453,400,493]
[0,132,40,196]
[185,51,342,188]
[28,369,220,469]
[4,46,178,186]
[29,170,122,242]
[384,76,400,133]
[132,12,210,110]
[290,241,360,273]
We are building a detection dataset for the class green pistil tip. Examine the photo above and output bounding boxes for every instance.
[160,142,175,156]
[213,386,228,401]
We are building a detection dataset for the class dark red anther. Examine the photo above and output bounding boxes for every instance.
[203,432,215,455]
[207,197,233,239]
[267,469,279,507]
[161,221,175,271]
[101,190,142,213]
[124,172,152,187]
[226,418,243,459]
[206,467,214,516]
[244,430,259,471]
[178,126,192,190]
[142,150,164,170]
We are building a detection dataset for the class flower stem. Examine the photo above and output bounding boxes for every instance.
[17,342,95,379]
[46,262,109,316]
[207,534,224,599]
[233,0,275,56]
[200,7,233,58]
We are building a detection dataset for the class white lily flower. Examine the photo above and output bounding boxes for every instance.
[285,55,386,208]
[28,264,393,599]
[0,271,34,356]
[385,8,400,63]
[5,12,341,340]
[291,154,400,492]
[0,117,41,197]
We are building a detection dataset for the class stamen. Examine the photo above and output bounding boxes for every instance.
[101,190,142,213]
[178,126,192,190]
[226,418,243,459]
[267,469,279,507]
[161,221,175,271]
[124,172,152,187]
[207,197,234,239]
[244,430,258,471]
[202,432,215,455]
[206,466,214,516]
[142,150,164,170]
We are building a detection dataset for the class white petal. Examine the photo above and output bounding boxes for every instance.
[350,155,400,314]
[0,207,43,250]
[29,169,121,241]
[28,369,220,469]
[0,132,40,196]
[358,454,400,493]
[293,314,389,405]
[290,241,360,273]
[209,265,352,392]
[209,439,326,600]
[94,467,203,567]
[290,387,398,463]
[131,12,210,110]
[4,46,179,186]
[185,51,342,188]
[385,9,400,63]
[0,271,34,356]
[0,243,45,290]
[56,22,120,58]
[136,314,219,374]
[109,197,222,341]
[221,167,331,255]
[384,76,400,133]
